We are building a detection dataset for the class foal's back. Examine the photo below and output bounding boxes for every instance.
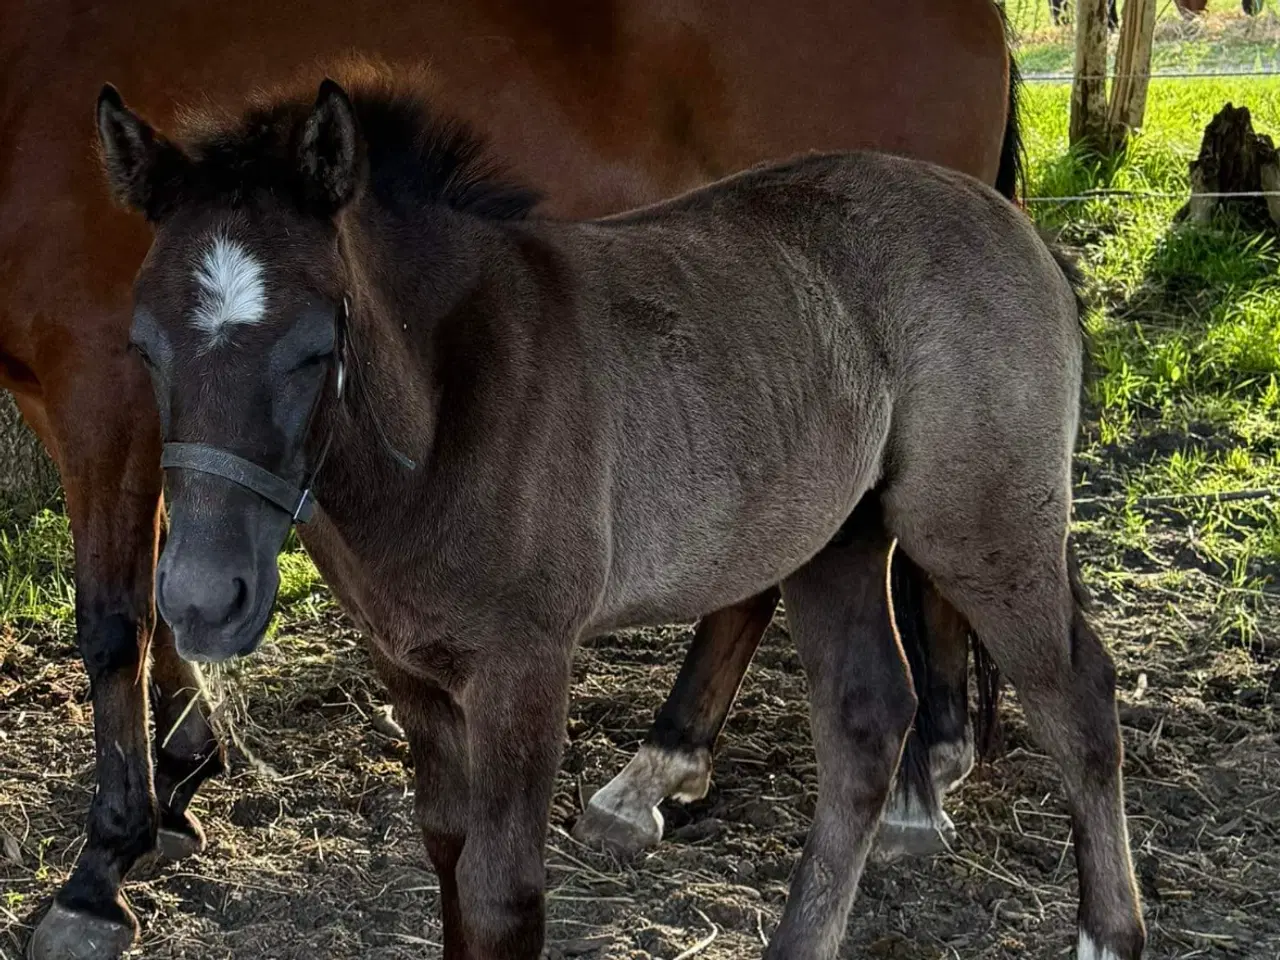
[584,149,1077,390]
[533,150,1081,629]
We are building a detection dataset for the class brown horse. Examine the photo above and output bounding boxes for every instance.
[2,2,1016,957]
[95,69,1145,960]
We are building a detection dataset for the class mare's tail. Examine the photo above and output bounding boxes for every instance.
[994,9,1026,204]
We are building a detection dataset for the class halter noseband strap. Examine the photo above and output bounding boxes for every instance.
[159,296,351,525]
[160,442,320,522]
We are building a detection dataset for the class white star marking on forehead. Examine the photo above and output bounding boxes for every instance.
[191,232,266,341]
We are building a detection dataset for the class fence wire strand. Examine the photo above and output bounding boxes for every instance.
[1024,189,1280,203]
[1024,67,1280,83]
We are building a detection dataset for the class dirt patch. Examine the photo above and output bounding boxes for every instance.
[1,536,1277,960]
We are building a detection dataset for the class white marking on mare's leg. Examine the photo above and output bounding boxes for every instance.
[930,733,975,795]
[1077,930,1123,960]
[573,744,710,855]
[192,233,266,341]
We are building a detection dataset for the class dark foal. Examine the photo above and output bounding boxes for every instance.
[97,73,1144,960]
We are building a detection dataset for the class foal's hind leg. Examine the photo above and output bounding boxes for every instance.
[875,556,974,860]
[574,589,778,854]
[577,541,979,862]
[886,494,1145,958]
[765,529,917,960]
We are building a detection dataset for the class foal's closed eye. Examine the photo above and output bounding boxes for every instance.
[128,340,155,369]
[289,349,334,375]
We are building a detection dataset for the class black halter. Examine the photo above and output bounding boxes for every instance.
[160,296,413,524]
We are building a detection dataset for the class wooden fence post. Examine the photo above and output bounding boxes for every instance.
[1107,0,1157,152]
[1070,0,1113,150]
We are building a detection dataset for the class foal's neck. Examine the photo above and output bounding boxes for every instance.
[311,202,523,547]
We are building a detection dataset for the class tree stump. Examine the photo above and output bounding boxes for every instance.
[1176,103,1280,230]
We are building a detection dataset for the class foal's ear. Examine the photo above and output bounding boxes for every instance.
[298,79,366,217]
[96,84,189,220]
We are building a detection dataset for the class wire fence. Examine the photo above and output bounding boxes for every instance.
[1024,67,1280,82]
[1023,188,1280,203]
[1075,485,1280,507]
[1002,0,1270,45]
[1011,27,1280,205]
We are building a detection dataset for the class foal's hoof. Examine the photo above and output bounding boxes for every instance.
[27,902,137,960]
[155,811,207,862]
[871,811,955,863]
[573,796,663,857]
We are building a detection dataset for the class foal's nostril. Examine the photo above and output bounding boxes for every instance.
[227,577,249,622]
[202,575,251,627]
[157,558,254,631]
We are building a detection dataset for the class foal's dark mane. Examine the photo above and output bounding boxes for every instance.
[173,65,541,219]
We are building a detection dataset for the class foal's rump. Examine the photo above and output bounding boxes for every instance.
[569,149,1082,627]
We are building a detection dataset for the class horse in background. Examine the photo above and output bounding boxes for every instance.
[1049,0,1120,30]
[1048,0,1262,27]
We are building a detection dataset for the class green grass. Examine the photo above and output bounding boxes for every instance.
[0,509,75,629]
[0,510,327,634]
[1020,65,1280,642]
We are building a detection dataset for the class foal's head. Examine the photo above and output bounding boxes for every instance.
[96,79,375,660]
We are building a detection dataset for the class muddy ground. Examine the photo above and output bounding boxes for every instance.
[1,493,1278,960]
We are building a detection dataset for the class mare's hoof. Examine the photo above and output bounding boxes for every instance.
[573,796,663,857]
[156,811,207,862]
[871,811,955,863]
[27,901,137,960]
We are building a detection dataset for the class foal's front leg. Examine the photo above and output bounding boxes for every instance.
[374,655,472,960]
[455,640,574,958]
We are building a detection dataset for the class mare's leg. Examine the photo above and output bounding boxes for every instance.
[21,364,218,960]
[577,545,982,861]
[764,525,917,960]
[886,486,1145,957]
[372,654,471,960]
[574,589,778,854]
[875,556,974,859]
